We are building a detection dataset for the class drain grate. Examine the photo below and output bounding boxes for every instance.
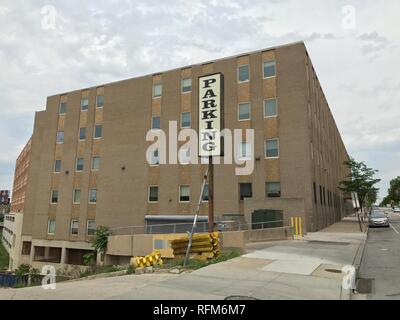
[356,278,375,294]
[325,268,342,274]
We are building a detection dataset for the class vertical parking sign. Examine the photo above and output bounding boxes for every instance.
[198,73,223,157]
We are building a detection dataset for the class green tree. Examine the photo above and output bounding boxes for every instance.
[90,226,111,264]
[380,176,400,207]
[338,157,381,211]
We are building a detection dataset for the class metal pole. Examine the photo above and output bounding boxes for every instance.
[183,167,209,267]
[208,155,214,233]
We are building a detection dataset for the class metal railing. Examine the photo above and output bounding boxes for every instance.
[109,220,286,236]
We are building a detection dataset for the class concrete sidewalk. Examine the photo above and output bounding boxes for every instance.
[0,216,367,300]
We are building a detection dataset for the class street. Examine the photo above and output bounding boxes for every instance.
[357,209,400,299]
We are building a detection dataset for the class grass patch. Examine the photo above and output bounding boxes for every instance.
[79,265,122,278]
[0,240,9,271]
[162,249,241,270]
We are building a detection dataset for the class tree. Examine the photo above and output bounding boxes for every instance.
[338,157,381,211]
[90,226,111,264]
[380,176,400,207]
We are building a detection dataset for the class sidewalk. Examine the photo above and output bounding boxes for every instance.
[0,216,368,300]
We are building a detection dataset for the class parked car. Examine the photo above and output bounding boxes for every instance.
[369,210,390,227]
[393,207,400,213]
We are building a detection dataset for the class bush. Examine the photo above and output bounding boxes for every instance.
[83,252,96,266]
[127,265,135,275]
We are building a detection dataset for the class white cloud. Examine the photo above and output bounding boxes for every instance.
[0,0,399,201]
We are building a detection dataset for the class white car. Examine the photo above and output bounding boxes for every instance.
[393,207,400,213]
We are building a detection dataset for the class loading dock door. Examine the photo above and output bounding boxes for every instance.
[252,209,283,229]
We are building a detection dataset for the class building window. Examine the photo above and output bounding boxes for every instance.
[89,189,97,204]
[70,220,79,235]
[59,102,67,114]
[148,186,158,203]
[21,241,31,255]
[56,131,64,144]
[264,98,277,117]
[81,98,89,111]
[73,189,81,204]
[181,112,191,128]
[238,103,251,121]
[319,185,323,205]
[239,183,252,200]
[238,142,251,160]
[179,185,190,202]
[87,220,96,236]
[76,158,84,171]
[151,116,160,130]
[202,183,209,202]
[266,182,281,198]
[181,78,192,93]
[150,149,160,166]
[48,220,56,235]
[51,190,58,204]
[265,139,279,158]
[263,60,276,78]
[238,65,249,82]
[91,156,100,171]
[179,147,191,165]
[54,159,61,173]
[79,127,86,140]
[96,95,104,108]
[323,187,326,206]
[94,124,102,139]
[153,84,162,98]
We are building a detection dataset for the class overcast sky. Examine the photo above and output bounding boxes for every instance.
[0,0,399,202]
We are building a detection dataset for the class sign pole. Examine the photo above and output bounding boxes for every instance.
[208,155,214,233]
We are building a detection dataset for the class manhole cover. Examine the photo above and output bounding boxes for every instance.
[325,269,342,274]
[356,278,375,294]
[225,296,259,300]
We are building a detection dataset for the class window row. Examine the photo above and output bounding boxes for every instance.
[59,95,104,115]
[54,156,100,173]
[47,219,96,236]
[50,188,97,204]
[56,125,103,144]
[149,139,279,166]
[152,60,276,99]
[313,182,341,209]
[147,182,280,203]
[150,98,277,130]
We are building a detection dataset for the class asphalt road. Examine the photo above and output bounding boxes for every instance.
[357,208,400,299]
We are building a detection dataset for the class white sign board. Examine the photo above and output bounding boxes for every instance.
[351,192,360,209]
[198,73,223,157]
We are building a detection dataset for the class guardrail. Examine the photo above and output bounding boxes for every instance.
[109,220,286,236]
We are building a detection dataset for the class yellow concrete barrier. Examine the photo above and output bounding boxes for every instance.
[131,250,163,268]
[291,217,303,237]
[170,232,220,260]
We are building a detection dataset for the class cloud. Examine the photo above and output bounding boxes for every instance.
[0,0,399,202]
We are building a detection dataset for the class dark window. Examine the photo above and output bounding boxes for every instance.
[179,185,190,202]
[181,112,191,128]
[239,183,252,200]
[148,186,158,202]
[51,190,58,204]
[89,189,97,203]
[81,98,89,111]
[263,60,276,78]
[54,160,61,173]
[202,183,209,202]
[320,185,323,205]
[56,131,64,143]
[266,182,281,198]
[252,209,283,229]
[181,78,192,93]
[21,241,31,255]
[94,125,102,138]
[238,65,249,82]
[59,102,67,114]
[76,158,84,171]
[87,220,96,236]
[70,220,79,235]
[96,95,104,108]
[151,116,160,130]
[79,127,86,140]
[265,139,279,158]
[323,187,326,205]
